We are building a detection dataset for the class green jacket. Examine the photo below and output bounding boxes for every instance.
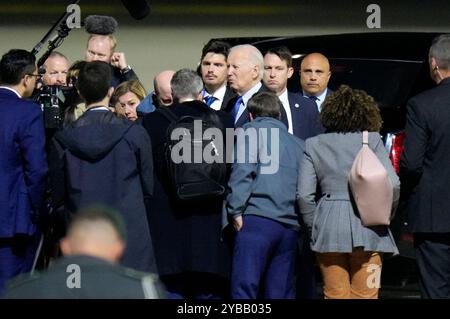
[4,255,165,299]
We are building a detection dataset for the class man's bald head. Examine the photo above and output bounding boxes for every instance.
[153,70,176,107]
[227,44,264,96]
[60,205,126,263]
[42,51,69,86]
[300,53,331,96]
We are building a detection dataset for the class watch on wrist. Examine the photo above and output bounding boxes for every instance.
[121,65,132,74]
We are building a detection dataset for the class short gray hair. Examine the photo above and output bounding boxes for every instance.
[230,44,264,79]
[429,34,450,70]
[47,51,68,61]
[171,68,203,101]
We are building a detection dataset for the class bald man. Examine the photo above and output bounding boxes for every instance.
[226,44,267,127]
[300,53,332,111]
[4,205,164,299]
[42,51,69,86]
[153,70,176,107]
[135,70,176,114]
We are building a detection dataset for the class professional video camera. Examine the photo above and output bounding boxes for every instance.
[31,0,151,130]
[30,0,79,130]
[34,85,79,129]
[30,0,151,271]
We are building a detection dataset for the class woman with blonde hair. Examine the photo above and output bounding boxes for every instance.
[111,79,147,122]
[297,85,399,299]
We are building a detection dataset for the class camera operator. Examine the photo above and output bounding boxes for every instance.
[41,51,69,86]
[34,56,80,131]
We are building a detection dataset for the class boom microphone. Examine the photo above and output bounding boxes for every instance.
[120,0,150,20]
[84,15,118,35]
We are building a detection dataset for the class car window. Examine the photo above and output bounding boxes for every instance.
[327,58,423,109]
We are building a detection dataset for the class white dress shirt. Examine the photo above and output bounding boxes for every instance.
[235,82,262,123]
[204,84,227,111]
[278,89,293,134]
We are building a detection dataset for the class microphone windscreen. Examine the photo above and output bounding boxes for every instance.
[120,0,150,20]
[85,15,118,35]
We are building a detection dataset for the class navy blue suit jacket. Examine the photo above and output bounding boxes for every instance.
[225,84,289,128]
[287,92,324,140]
[0,88,47,237]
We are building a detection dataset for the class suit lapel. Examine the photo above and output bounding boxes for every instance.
[235,108,249,128]
[287,92,300,137]
[220,86,237,111]
[226,83,269,128]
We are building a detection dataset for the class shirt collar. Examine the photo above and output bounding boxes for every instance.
[204,84,227,102]
[241,82,262,106]
[87,105,110,112]
[278,89,289,105]
[0,86,21,98]
[303,87,328,102]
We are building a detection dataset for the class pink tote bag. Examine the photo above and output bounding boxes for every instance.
[348,131,393,226]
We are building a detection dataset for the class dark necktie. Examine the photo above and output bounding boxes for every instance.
[204,95,217,107]
[308,95,320,111]
[232,96,243,121]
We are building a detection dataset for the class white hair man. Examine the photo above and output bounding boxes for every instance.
[226,44,265,127]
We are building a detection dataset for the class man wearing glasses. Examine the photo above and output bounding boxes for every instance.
[42,51,69,86]
[0,49,48,297]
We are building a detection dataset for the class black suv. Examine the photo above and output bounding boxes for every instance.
[215,32,442,297]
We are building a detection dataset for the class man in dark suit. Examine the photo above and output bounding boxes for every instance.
[199,40,236,111]
[0,49,48,297]
[5,205,164,299]
[300,53,332,112]
[400,34,450,299]
[263,47,321,299]
[225,44,266,128]
[263,46,323,140]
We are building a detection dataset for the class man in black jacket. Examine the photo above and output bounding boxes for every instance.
[85,34,138,88]
[5,205,164,299]
[400,34,450,299]
[48,61,156,273]
[143,69,233,299]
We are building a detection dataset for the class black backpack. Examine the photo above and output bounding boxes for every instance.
[157,107,228,201]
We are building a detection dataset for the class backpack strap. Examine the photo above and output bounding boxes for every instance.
[157,107,179,124]
[362,130,369,145]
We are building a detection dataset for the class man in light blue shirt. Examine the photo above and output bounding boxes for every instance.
[300,53,332,112]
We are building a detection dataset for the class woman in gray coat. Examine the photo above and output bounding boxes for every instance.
[297,85,399,299]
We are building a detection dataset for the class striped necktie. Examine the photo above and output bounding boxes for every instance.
[204,95,217,107]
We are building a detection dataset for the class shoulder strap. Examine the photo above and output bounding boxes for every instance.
[157,107,179,124]
[362,131,369,145]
